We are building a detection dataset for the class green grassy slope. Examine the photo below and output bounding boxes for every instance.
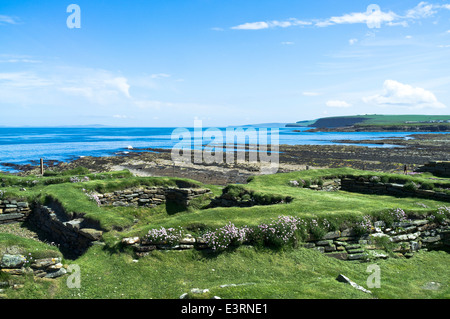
[286,114,450,128]
[1,167,450,299]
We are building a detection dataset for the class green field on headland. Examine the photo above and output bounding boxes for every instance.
[287,114,450,131]
[1,166,449,299]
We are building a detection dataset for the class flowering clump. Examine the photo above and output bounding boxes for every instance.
[377,208,408,227]
[390,208,407,222]
[321,218,331,231]
[355,215,373,235]
[428,206,450,223]
[269,215,300,246]
[145,227,184,246]
[84,191,101,206]
[248,216,304,248]
[306,217,327,239]
[70,176,90,183]
[202,222,247,251]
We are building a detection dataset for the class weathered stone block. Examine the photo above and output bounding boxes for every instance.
[78,228,103,241]
[325,252,348,260]
[0,254,26,268]
[0,213,24,222]
[347,248,364,254]
[323,231,341,240]
[316,240,333,246]
[134,245,156,252]
[31,258,60,270]
[345,244,361,250]
[348,253,367,260]
[44,268,67,278]
[422,235,441,243]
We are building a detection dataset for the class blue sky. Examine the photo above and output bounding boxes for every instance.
[1,0,450,127]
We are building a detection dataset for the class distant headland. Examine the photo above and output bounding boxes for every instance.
[286,114,450,132]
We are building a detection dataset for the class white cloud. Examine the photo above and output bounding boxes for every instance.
[349,38,358,45]
[386,21,409,27]
[363,80,446,109]
[231,21,269,30]
[0,67,134,107]
[231,18,311,30]
[281,41,294,45]
[230,3,450,32]
[58,69,132,102]
[316,8,397,28]
[105,76,131,98]
[326,100,352,108]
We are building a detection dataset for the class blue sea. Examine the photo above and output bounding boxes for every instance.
[0,126,438,172]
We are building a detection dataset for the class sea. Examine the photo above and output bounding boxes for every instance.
[0,125,439,173]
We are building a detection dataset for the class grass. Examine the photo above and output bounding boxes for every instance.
[296,114,450,128]
[1,167,449,299]
[3,240,449,299]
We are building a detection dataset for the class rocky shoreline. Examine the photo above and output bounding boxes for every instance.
[2,133,449,185]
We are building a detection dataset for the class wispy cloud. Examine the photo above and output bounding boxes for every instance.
[0,72,53,87]
[231,18,311,30]
[316,8,397,28]
[406,1,437,18]
[0,67,134,106]
[230,2,450,31]
[0,15,19,25]
[0,54,41,64]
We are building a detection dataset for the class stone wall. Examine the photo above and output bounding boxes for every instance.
[304,219,450,261]
[416,161,450,177]
[28,203,103,258]
[98,186,212,208]
[0,254,66,280]
[124,218,450,261]
[0,199,32,225]
[340,177,450,202]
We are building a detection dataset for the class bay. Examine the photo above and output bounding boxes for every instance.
[0,126,438,172]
